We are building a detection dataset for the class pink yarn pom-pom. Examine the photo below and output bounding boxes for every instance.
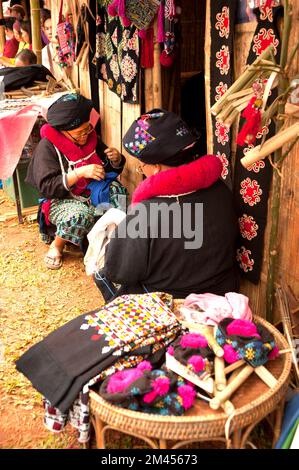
[268,345,279,360]
[152,377,170,396]
[137,360,152,371]
[107,368,143,393]
[160,50,174,67]
[143,390,157,404]
[226,319,260,338]
[187,355,205,373]
[180,333,208,349]
[223,344,240,364]
[178,384,196,410]
[121,16,131,27]
[107,2,118,17]
[167,346,174,356]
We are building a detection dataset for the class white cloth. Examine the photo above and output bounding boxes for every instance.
[84,208,126,275]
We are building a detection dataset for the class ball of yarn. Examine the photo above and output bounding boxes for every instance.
[223,344,240,364]
[180,333,208,349]
[107,3,118,17]
[187,355,205,372]
[160,50,174,67]
[178,384,196,410]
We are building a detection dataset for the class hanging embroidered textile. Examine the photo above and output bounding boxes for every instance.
[206,0,238,185]
[56,0,75,68]
[233,1,283,283]
[96,1,140,103]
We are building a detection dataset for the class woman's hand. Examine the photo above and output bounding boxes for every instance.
[104,147,122,167]
[78,164,105,180]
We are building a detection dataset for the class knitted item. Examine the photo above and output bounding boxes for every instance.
[216,317,278,367]
[170,332,214,377]
[100,366,196,415]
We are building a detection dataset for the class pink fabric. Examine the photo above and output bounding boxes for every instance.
[0,105,40,179]
[132,155,222,206]
[182,292,253,326]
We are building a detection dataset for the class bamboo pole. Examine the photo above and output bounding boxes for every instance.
[30,0,42,65]
[153,16,162,108]
[241,123,299,167]
[0,0,5,55]
[266,0,292,322]
[209,365,254,410]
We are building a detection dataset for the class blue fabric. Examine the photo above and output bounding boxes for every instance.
[275,392,299,448]
[87,172,118,207]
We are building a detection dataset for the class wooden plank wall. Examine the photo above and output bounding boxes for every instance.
[234,0,299,319]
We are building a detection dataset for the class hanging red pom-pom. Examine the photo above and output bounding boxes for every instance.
[236,96,262,146]
[138,29,147,39]
[121,16,131,27]
[160,50,174,67]
[107,2,118,17]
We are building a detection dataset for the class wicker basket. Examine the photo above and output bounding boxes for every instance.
[89,315,291,446]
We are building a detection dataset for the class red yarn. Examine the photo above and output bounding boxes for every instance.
[140,27,154,68]
[236,96,262,146]
[180,333,208,349]
[226,319,260,337]
[157,2,165,43]
[160,50,174,67]
[167,346,174,356]
[223,344,240,364]
[178,384,196,410]
[121,16,131,27]
[187,355,205,372]
[138,29,148,39]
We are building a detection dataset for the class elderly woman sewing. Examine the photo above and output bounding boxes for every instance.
[95,109,239,301]
[26,93,126,269]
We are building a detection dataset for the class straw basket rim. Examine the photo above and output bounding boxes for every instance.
[89,315,292,440]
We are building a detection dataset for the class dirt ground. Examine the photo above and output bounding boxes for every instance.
[0,190,102,448]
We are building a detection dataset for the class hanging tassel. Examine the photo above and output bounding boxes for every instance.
[140,27,154,68]
[236,96,262,146]
[157,2,165,43]
[107,0,118,17]
[160,49,174,67]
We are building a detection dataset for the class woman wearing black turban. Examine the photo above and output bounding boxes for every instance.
[26,93,126,269]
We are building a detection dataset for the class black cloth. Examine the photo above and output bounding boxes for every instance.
[46,94,93,131]
[0,64,53,91]
[102,180,239,299]
[15,309,167,413]
[122,109,196,166]
[25,137,125,200]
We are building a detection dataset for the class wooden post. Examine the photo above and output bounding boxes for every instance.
[266,0,292,322]
[0,0,6,55]
[30,0,42,65]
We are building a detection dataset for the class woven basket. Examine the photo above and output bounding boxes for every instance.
[89,315,291,441]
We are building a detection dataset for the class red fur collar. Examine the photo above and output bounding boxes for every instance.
[40,124,103,196]
[40,123,100,162]
[132,155,222,205]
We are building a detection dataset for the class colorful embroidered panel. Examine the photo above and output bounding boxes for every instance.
[96,3,140,103]
[209,0,237,186]
[233,3,283,282]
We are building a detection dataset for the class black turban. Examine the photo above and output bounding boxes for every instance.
[122,109,198,166]
[47,93,93,131]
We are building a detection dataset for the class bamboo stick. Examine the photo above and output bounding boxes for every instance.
[211,46,275,115]
[30,1,42,64]
[214,357,227,391]
[241,122,299,167]
[224,360,245,375]
[216,103,234,123]
[226,88,254,101]
[209,365,254,410]
[224,109,239,127]
[255,366,278,388]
